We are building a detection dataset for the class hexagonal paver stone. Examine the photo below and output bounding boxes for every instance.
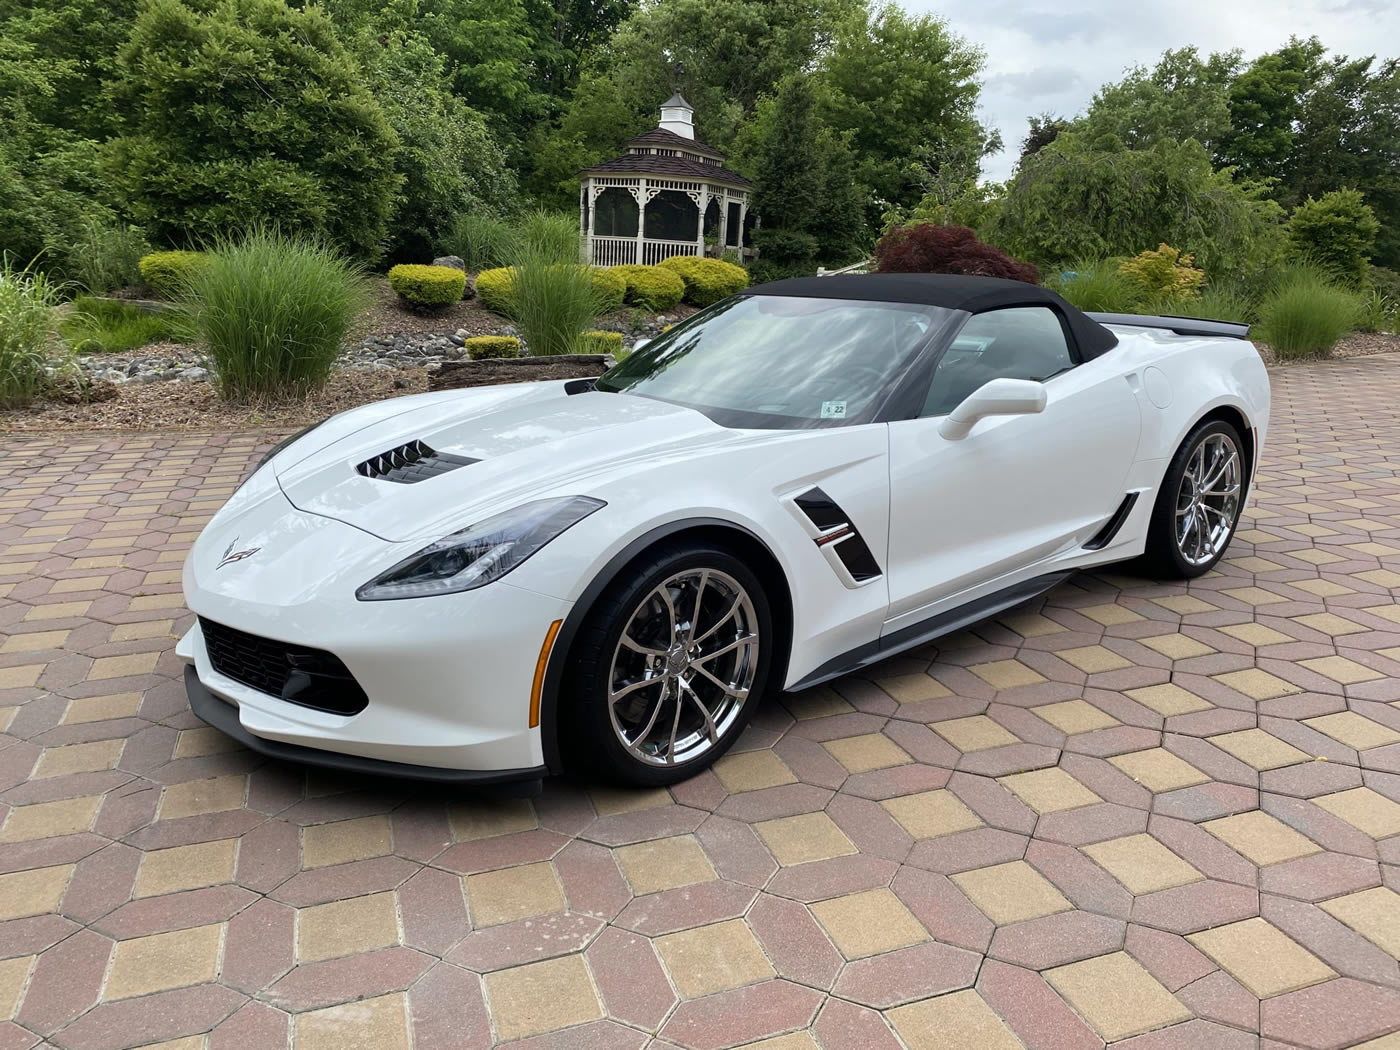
[103,924,222,1000]
[655,919,775,998]
[298,892,401,962]
[809,888,929,959]
[1044,952,1191,1041]
[449,798,537,841]
[1207,729,1308,770]
[754,812,857,866]
[1109,749,1210,793]
[951,861,1071,925]
[712,750,798,793]
[1319,887,1400,957]
[1189,918,1337,997]
[296,992,412,1050]
[880,790,984,840]
[1304,712,1400,750]
[1083,834,1204,895]
[888,989,1023,1050]
[822,733,912,773]
[1202,811,1322,866]
[1033,699,1119,734]
[1125,683,1213,716]
[614,837,716,895]
[998,768,1101,814]
[931,715,1019,752]
[485,956,604,1040]
[0,865,73,921]
[1313,788,1400,839]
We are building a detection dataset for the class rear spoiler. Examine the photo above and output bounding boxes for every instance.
[1087,313,1251,340]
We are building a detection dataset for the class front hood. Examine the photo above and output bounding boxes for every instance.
[275,381,733,542]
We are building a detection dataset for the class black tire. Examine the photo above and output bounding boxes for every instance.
[563,541,774,786]
[1139,418,1247,579]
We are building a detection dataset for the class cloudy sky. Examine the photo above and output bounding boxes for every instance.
[910,0,1400,181]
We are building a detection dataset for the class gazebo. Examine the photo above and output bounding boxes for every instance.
[580,94,757,267]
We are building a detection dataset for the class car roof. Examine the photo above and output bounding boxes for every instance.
[746,273,1119,360]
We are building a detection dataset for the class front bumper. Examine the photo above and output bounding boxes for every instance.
[185,666,547,787]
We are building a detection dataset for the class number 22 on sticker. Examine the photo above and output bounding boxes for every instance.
[820,400,847,419]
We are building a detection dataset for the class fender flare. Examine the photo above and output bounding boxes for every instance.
[537,516,780,774]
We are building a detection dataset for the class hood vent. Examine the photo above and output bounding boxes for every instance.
[356,439,479,484]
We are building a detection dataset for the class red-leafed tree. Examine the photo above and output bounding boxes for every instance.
[872,224,1040,284]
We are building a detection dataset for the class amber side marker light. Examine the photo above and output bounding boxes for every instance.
[530,619,563,728]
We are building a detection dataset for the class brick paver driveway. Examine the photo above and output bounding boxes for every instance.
[4,358,1400,1050]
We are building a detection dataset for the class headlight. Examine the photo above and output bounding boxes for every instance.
[355,496,605,601]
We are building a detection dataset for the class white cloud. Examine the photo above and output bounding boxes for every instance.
[906,0,1400,180]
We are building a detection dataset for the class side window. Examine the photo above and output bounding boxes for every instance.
[921,307,1075,417]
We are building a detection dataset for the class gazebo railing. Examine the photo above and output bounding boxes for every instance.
[587,236,704,267]
[642,240,700,265]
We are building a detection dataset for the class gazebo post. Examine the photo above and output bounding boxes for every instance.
[737,200,748,260]
[636,178,647,266]
[695,189,707,258]
[717,193,728,258]
[586,177,597,265]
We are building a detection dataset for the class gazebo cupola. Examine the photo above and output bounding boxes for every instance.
[580,94,756,267]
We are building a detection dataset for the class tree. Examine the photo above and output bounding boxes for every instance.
[819,2,987,213]
[1283,54,1400,268]
[873,224,1038,283]
[1020,114,1069,165]
[345,23,518,263]
[1077,46,1240,155]
[1287,189,1379,284]
[1218,38,1322,182]
[751,76,824,273]
[990,133,1284,277]
[109,0,401,259]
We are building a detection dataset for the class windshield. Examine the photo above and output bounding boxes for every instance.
[596,294,954,428]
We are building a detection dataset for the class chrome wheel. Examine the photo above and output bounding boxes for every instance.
[607,569,760,766]
[1175,431,1241,567]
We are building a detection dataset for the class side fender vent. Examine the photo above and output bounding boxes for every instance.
[356,439,479,484]
[1083,492,1139,550]
[795,486,883,582]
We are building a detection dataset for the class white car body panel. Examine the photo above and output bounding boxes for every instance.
[180,302,1269,778]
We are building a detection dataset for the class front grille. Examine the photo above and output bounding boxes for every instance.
[356,439,478,484]
[199,617,368,716]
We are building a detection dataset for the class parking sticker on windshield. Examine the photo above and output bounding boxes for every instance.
[820,400,848,420]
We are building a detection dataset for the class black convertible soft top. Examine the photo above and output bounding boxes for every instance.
[748,273,1120,360]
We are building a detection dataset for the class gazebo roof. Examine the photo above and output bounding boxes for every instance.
[625,126,726,159]
[581,151,752,188]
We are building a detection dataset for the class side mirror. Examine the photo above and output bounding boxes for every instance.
[938,377,1047,440]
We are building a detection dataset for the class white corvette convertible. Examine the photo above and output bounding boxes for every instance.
[179,273,1270,788]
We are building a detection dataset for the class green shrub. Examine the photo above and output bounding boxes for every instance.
[1050,261,1140,313]
[1256,268,1362,359]
[590,267,626,313]
[1118,244,1205,302]
[516,209,580,265]
[60,297,189,353]
[179,229,367,400]
[0,264,59,407]
[138,251,210,298]
[657,256,749,306]
[510,261,604,356]
[475,267,516,315]
[1192,283,1256,325]
[110,0,400,259]
[442,212,515,270]
[388,264,466,308]
[610,265,685,311]
[580,330,623,355]
[1287,189,1379,286]
[1357,289,1398,334]
[462,335,520,359]
[72,223,150,294]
